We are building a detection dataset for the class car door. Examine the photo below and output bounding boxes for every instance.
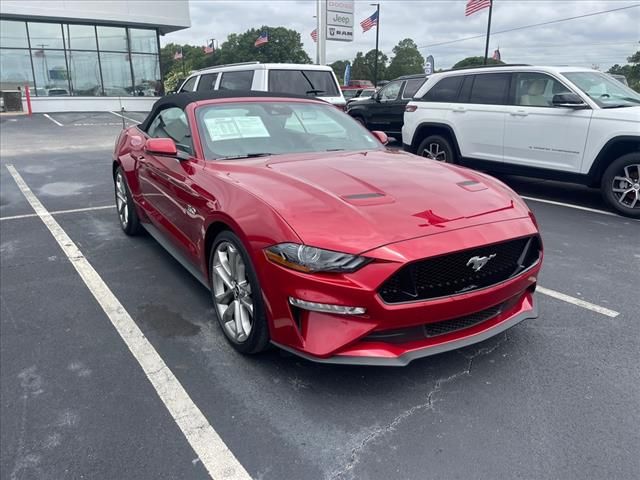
[367,80,404,133]
[137,107,202,259]
[503,72,592,172]
[452,73,511,163]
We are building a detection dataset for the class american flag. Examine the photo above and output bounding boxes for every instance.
[254,32,268,47]
[465,0,491,16]
[203,40,214,54]
[173,49,183,60]
[310,29,317,43]
[492,48,501,61]
[360,10,378,33]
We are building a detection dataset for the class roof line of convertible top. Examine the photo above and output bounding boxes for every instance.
[138,90,325,131]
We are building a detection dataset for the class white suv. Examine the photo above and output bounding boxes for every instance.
[177,62,345,107]
[403,66,640,217]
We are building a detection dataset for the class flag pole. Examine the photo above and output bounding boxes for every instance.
[371,3,380,86]
[483,0,493,65]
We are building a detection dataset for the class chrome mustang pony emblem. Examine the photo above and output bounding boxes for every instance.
[466,254,496,272]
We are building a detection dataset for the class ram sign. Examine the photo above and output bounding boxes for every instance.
[326,0,354,42]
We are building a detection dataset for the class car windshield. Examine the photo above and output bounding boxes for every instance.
[196,101,381,160]
[562,71,640,108]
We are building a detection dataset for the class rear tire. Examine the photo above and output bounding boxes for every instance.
[209,231,270,354]
[114,167,142,235]
[601,153,640,218]
[417,135,456,163]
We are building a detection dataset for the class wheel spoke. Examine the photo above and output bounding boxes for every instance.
[239,296,253,316]
[233,300,246,340]
[617,188,634,205]
[239,304,252,338]
[214,264,234,289]
[227,246,238,278]
[629,192,639,209]
[215,289,233,304]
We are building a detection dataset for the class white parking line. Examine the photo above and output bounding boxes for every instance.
[521,195,622,218]
[0,205,115,222]
[537,286,619,318]
[43,114,64,127]
[110,111,140,123]
[5,164,251,480]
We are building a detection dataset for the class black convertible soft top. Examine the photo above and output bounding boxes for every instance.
[138,90,321,131]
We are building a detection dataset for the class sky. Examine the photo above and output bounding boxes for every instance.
[161,0,640,71]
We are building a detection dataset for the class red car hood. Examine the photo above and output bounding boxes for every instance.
[209,150,531,254]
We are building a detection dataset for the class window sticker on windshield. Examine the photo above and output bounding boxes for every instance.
[204,116,270,141]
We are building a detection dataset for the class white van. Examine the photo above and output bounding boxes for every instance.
[177,62,345,107]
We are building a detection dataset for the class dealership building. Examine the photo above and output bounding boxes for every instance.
[0,0,190,112]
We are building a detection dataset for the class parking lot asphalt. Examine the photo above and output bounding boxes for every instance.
[1,112,639,480]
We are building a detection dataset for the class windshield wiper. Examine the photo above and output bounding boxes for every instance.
[602,104,634,109]
[306,89,326,95]
[217,153,274,160]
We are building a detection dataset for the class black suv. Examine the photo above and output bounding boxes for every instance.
[346,74,427,139]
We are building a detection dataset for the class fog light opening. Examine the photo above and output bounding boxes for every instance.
[288,297,366,315]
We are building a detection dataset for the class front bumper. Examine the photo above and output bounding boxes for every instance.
[256,218,541,366]
[272,289,537,366]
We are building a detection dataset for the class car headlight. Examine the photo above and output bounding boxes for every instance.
[264,243,370,273]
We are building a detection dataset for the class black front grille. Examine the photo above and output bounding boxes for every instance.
[423,303,501,337]
[379,235,540,303]
[363,301,509,344]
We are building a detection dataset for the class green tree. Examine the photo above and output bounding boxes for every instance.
[452,56,504,69]
[608,49,640,92]
[387,39,425,79]
[351,49,388,84]
[329,60,350,85]
[215,27,311,65]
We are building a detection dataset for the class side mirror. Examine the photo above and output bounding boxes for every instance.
[144,138,178,156]
[552,93,588,109]
[372,130,389,145]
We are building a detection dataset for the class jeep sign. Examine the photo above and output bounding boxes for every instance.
[326,0,354,42]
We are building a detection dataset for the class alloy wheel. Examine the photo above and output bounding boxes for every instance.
[422,142,447,161]
[611,164,640,210]
[212,241,254,343]
[115,171,129,228]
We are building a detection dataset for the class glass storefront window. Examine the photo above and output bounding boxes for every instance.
[131,54,161,96]
[65,24,97,51]
[1,21,160,98]
[129,29,157,54]
[28,22,65,50]
[32,50,69,96]
[1,20,29,48]
[97,26,128,52]
[0,49,34,91]
[100,52,133,96]
[68,51,101,96]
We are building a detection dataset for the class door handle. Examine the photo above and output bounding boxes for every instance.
[510,110,528,117]
[453,106,466,112]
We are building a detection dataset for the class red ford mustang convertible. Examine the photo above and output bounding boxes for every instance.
[112,91,542,366]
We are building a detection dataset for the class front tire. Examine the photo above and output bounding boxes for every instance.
[601,153,640,218]
[417,135,456,163]
[114,167,142,235]
[209,231,270,354]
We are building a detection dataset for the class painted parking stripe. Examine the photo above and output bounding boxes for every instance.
[43,113,64,127]
[537,286,619,318]
[521,195,624,218]
[0,205,115,222]
[5,165,250,480]
[110,111,140,123]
